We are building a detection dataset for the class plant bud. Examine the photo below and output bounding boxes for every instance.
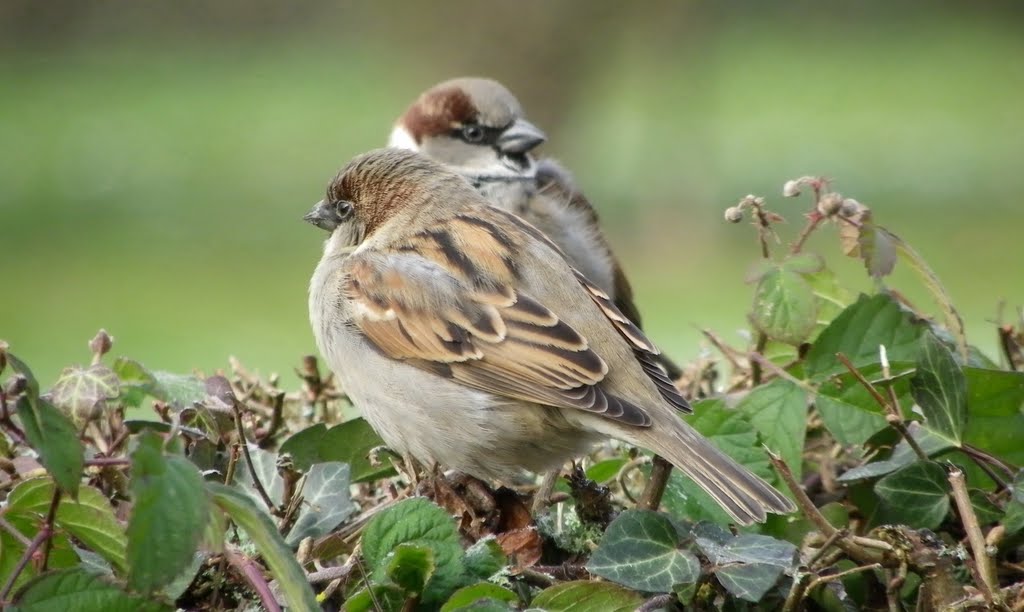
[839,198,863,218]
[782,180,801,197]
[724,206,744,223]
[817,193,844,217]
[89,329,113,360]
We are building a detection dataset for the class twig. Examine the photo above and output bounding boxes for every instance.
[791,211,824,254]
[0,518,32,548]
[836,352,929,462]
[637,455,672,511]
[768,451,887,566]
[615,455,650,504]
[948,468,999,606]
[226,547,281,612]
[637,594,675,611]
[258,391,286,447]
[233,404,276,514]
[84,457,131,468]
[751,333,768,385]
[748,351,816,393]
[804,563,881,599]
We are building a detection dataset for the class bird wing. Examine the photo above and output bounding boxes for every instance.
[339,210,654,427]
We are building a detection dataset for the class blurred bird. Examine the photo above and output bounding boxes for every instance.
[389,77,682,379]
[306,148,794,524]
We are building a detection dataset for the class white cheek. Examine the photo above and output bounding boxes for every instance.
[388,125,419,151]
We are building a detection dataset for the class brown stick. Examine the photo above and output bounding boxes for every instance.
[226,548,281,612]
[637,455,672,511]
[948,468,999,606]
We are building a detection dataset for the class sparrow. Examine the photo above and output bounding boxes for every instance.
[388,77,681,379]
[306,148,794,524]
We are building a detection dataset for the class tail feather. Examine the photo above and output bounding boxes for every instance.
[639,422,796,525]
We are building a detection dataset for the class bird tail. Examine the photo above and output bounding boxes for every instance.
[633,418,796,525]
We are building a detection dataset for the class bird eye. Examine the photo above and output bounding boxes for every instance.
[460,124,485,143]
[334,200,353,219]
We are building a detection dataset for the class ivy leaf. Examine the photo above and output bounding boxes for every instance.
[7,478,127,574]
[530,581,643,612]
[911,332,967,446]
[838,422,954,482]
[15,395,83,497]
[750,266,817,345]
[696,533,796,603]
[49,364,120,421]
[586,510,699,593]
[10,569,172,612]
[736,380,807,480]
[362,498,466,604]
[280,418,395,483]
[874,461,950,529]
[285,461,356,546]
[127,432,210,593]
[207,483,319,612]
[804,294,923,381]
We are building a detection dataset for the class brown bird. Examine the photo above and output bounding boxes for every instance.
[388,76,681,379]
[306,148,794,524]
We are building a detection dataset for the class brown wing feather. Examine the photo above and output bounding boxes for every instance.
[341,220,652,427]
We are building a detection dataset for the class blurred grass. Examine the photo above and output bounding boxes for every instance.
[2,8,1023,384]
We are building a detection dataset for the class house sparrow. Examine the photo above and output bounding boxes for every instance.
[306,148,794,524]
[389,77,680,378]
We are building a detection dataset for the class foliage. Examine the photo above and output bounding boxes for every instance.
[2,177,1023,610]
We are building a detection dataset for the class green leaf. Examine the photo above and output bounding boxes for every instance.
[15,395,84,497]
[1004,472,1024,536]
[910,332,967,446]
[10,569,172,612]
[804,267,853,341]
[586,509,699,593]
[280,418,395,483]
[286,461,357,546]
[386,543,435,594]
[695,533,796,603]
[962,368,1024,466]
[874,461,950,529]
[780,253,825,275]
[7,478,127,574]
[49,364,120,421]
[586,458,626,484]
[235,445,284,503]
[362,497,466,604]
[531,581,643,612]
[662,399,773,524]
[207,483,319,612]
[804,294,923,381]
[968,490,1002,525]
[441,583,519,612]
[736,380,807,480]
[814,362,915,447]
[127,432,210,593]
[750,266,817,345]
[4,351,40,396]
[857,222,897,279]
[0,515,79,593]
[342,584,406,612]
[111,358,157,408]
[463,537,507,579]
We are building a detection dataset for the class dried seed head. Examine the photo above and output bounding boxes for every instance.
[724,206,744,223]
[89,329,113,360]
[817,192,844,217]
[840,198,864,218]
[782,180,802,197]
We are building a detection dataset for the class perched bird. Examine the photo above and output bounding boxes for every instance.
[388,77,679,378]
[306,148,794,524]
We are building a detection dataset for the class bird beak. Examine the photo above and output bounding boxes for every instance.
[495,119,546,155]
[303,200,339,231]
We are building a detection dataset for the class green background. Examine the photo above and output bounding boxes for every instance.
[2,2,1022,384]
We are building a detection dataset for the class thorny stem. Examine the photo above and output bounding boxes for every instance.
[85,457,130,468]
[233,404,276,514]
[0,489,61,604]
[948,468,1000,606]
[751,333,767,385]
[226,547,281,612]
[0,518,32,548]
[615,455,650,504]
[38,488,61,571]
[768,451,888,566]
[836,352,929,462]
[750,201,773,260]
[790,211,824,254]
